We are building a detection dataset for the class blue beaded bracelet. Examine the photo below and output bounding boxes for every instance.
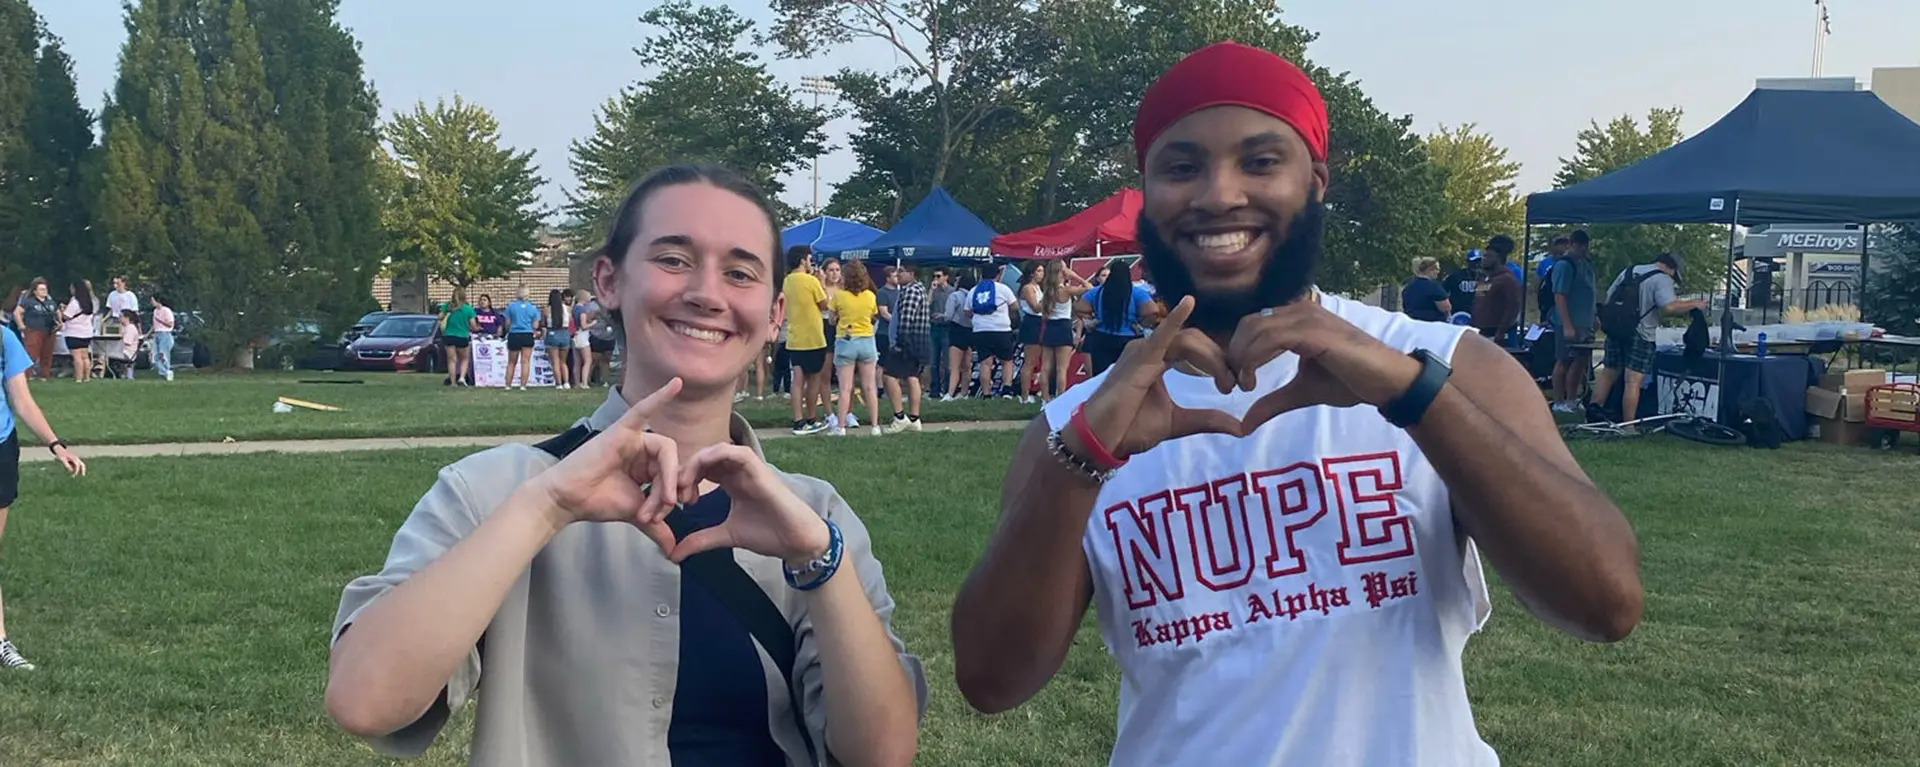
[784,519,844,591]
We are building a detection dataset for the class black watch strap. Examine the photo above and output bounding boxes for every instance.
[47,439,68,454]
[1380,349,1451,428]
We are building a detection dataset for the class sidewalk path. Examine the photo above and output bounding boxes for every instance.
[19,420,1033,463]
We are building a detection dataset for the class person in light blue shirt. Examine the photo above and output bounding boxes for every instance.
[0,328,88,671]
[502,289,544,389]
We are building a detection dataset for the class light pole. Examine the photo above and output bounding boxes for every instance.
[1812,0,1831,77]
[799,75,838,216]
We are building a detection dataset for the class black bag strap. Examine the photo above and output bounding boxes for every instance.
[532,425,822,765]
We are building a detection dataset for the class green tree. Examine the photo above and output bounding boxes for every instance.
[99,0,293,368]
[1424,123,1524,265]
[1551,108,1727,292]
[249,0,387,326]
[767,0,1035,195]
[563,1,827,247]
[382,96,546,288]
[1865,224,1920,335]
[0,29,97,291]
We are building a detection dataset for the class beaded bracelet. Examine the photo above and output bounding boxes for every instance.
[784,519,845,591]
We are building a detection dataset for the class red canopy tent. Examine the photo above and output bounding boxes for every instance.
[992,189,1143,260]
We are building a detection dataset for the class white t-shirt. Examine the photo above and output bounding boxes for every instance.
[969,282,1018,333]
[107,289,140,316]
[1041,292,1496,767]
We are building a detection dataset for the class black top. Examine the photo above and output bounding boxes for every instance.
[1401,277,1449,323]
[667,489,789,766]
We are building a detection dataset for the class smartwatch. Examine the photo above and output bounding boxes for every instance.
[1379,349,1451,428]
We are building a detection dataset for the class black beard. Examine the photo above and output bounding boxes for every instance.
[1138,197,1327,336]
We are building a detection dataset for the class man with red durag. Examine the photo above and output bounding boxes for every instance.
[950,42,1643,766]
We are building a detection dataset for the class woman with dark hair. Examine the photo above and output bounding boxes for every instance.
[473,294,503,339]
[1076,258,1161,377]
[544,289,574,390]
[59,282,97,383]
[828,260,883,436]
[149,294,177,381]
[326,165,924,765]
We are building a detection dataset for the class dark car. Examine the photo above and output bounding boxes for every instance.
[344,314,443,372]
[341,311,403,347]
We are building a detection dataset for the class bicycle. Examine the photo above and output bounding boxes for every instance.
[1560,372,1746,446]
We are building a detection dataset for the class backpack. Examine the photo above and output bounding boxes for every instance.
[1599,267,1657,339]
[970,280,999,316]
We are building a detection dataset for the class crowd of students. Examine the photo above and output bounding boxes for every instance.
[772,251,1167,436]
[2,276,177,382]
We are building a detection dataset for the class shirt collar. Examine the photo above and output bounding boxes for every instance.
[584,387,765,458]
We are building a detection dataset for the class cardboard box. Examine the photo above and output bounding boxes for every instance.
[1844,392,1868,423]
[1810,417,1870,446]
[1806,387,1871,443]
[1819,368,1888,393]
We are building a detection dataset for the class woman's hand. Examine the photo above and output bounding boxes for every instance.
[659,444,831,568]
[526,379,686,552]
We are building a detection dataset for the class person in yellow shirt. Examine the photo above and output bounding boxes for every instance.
[830,261,882,436]
[781,246,831,435]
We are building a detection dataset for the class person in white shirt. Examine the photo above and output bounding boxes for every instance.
[106,277,140,318]
[950,42,1643,767]
[965,265,1019,398]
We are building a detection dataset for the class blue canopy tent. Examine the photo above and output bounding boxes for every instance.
[1527,88,1920,226]
[781,215,884,255]
[818,187,998,266]
[1523,87,1920,430]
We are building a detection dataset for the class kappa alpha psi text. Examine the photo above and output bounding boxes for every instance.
[1104,452,1427,650]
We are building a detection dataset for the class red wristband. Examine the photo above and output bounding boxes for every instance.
[1068,404,1128,471]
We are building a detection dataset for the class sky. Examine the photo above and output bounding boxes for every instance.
[37,0,1920,220]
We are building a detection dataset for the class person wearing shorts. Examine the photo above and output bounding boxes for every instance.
[782,246,832,434]
[1,327,88,671]
[829,263,883,436]
[543,289,575,390]
[502,289,541,390]
[968,267,1019,398]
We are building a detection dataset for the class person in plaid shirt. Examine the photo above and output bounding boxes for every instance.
[882,268,932,433]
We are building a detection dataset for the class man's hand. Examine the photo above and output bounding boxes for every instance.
[1076,297,1243,460]
[1225,301,1423,430]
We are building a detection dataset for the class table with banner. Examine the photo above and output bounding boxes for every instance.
[1601,348,1826,440]
[472,337,557,388]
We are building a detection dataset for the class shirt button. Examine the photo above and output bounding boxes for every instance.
[651,696,665,709]
[655,604,671,618]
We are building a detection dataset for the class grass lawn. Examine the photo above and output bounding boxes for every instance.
[21,370,1040,446]
[1,433,1918,765]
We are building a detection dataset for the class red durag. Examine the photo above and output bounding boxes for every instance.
[1133,41,1330,169]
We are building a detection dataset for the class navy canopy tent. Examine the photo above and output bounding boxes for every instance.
[1526,88,1920,226]
[820,187,998,265]
[781,216,884,255]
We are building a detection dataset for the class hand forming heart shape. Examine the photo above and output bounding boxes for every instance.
[1071,297,1424,462]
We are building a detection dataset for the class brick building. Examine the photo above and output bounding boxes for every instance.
[374,228,597,311]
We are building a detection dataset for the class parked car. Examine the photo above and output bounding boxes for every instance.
[340,311,403,348]
[344,314,443,372]
[258,319,344,370]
